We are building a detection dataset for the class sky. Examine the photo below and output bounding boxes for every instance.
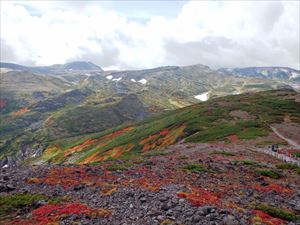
[1,0,299,70]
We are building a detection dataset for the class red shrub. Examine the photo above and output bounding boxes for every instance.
[177,187,219,206]
[251,210,287,225]
[10,203,111,225]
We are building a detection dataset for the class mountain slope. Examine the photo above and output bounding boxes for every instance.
[219,67,300,86]
[1,62,299,166]
[28,89,300,165]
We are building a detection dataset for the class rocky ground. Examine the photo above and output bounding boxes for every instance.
[1,143,300,225]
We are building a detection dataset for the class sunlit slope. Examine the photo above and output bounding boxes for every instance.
[32,89,300,165]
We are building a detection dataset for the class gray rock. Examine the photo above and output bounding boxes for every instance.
[166,209,173,216]
[223,215,237,225]
[0,184,16,192]
[192,215,201,223]
[200,205,213,215]
[73,184,85,191]
[140,197,147,203]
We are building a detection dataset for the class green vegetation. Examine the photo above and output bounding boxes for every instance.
[276,163,300,174]
[276,163,299,170]
[256,169,282,179]
[256,204,300,221]
[106,163,133,171]
[237,128,268,139]
[186,120,269,143]
[183,164,206,173]
[292,152,300,158]
[211,150,235,156]
[16,89,300,165]
[0,193,67,216]
[234,160,259,166]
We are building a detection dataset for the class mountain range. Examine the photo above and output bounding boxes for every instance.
[0,61,299,166]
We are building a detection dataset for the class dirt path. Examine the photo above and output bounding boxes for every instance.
[270,126,300,149]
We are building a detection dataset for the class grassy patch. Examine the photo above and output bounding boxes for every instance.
[183,164,206,173]
[256,204,300,221]
[276,163,300,174]
[211,150,235,156]
[237,127,268,140]
[0,193,68,216]
[256,169,282,179]
[276,163,299,170]
[234,160,259,166]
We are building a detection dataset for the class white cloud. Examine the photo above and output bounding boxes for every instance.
[1,1,299,70]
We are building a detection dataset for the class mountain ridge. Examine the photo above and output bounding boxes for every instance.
[0,61,103,74]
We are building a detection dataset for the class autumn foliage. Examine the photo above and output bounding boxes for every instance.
[27,167,117,189]
[9,203,111,225]
[252,182,293,194]
[12,107,30,116]
[64,127,133,157]
[251,210,287,225]
[177,187,219,206]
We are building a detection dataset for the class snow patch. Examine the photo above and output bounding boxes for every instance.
[106,75,113,80]
[194,92,209,101]
[138,79,147,84]
[112,77,122,82]
[261,70,269,76]
[290,72,300,79]
[131,78,136,82]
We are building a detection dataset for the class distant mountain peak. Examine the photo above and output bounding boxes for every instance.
[0,61,103,74]
[63,61,103,71]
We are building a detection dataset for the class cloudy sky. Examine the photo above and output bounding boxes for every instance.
[1,1,299,70]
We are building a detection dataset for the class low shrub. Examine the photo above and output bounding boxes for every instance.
[0,193,66,216]
[292,152,300,158]
[256,204,300,221]
[106,163,132,171]
[234,160,258,166]
[256,169,282,179]
[183,164,205,173]
[276,163,299,170]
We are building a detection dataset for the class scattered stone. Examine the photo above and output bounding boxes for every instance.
[73,184,85,191]
[223,215,237,225]
[0,184,16,192]
[140,197,147,203]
